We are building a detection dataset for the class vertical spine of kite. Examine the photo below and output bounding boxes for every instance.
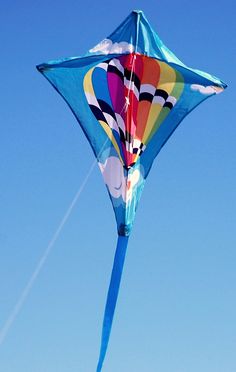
[96,235,129,372]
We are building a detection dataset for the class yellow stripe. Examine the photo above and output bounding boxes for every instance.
[143,62,177,144]
[99,121,124,165]
[83,67,95,95]
[84,68,125,166]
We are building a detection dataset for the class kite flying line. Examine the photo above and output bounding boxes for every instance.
[0,67,135,348]
[0,155,99,346]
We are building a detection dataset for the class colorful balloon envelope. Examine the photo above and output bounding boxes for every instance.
[37,10,226,371]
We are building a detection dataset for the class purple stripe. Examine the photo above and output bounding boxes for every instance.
[107,68,125,119]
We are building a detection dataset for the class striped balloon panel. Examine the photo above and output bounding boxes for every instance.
[83,54,184,168]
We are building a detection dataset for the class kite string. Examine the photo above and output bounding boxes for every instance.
[0,152,101,346]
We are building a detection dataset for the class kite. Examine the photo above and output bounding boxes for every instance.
[37,10,226,371]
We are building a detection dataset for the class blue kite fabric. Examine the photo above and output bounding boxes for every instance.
[37,10,226,371]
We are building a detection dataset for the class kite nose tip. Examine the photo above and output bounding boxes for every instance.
[132,9,143,14]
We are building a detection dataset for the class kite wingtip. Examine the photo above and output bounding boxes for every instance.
[222,81,228,90]
[36,63,52,73]
[36,64,44,72]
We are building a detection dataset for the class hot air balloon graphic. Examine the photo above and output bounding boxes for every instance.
[84,55,184,169]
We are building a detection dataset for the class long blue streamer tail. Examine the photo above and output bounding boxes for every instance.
[96,235,129,372]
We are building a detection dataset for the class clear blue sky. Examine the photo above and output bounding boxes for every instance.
[0,1,235,371]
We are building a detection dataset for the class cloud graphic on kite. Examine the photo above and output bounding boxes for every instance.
[98,156,140,203]
[89,39,134,55]
[191,84,224,95]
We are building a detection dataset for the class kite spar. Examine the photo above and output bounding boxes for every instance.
[37,10,226,371]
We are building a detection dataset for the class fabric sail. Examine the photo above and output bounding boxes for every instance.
[37,10,226,371]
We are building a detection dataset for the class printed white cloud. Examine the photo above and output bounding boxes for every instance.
[98,156,124,199]
[89,39,134,55]
[98,156,140,203]
[191,84,223,95]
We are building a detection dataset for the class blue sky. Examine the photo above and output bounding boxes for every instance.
[0,1,235,371]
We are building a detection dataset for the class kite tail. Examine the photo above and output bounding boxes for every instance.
[96,235,129,372]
